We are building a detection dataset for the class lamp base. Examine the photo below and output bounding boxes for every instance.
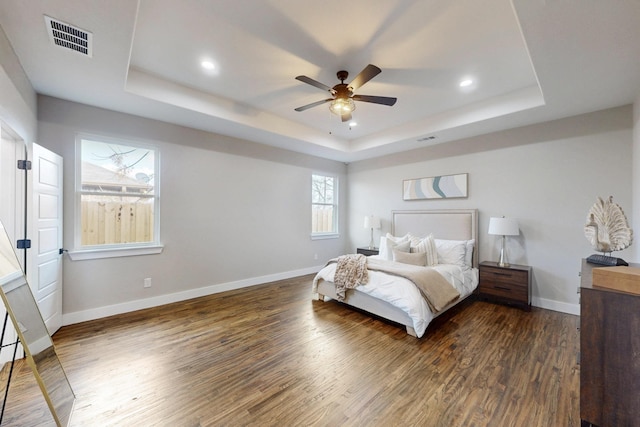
[497,237,510,267]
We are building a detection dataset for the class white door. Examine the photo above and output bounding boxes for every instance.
[27,143,64,334]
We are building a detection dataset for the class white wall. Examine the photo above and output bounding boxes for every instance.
[37,96,348,323]
[347,106,633,315]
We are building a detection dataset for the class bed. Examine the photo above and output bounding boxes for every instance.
[313,209,479,337]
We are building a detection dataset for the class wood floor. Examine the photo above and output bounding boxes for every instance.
[1,274,581,426]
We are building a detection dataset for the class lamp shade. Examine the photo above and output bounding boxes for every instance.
[488,217,519,236]
[364,215,381,229]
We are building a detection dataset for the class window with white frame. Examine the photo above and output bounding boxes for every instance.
[75,136,160,254]
[311,174,338,237]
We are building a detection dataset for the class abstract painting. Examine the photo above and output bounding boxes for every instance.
[403,173,468,200]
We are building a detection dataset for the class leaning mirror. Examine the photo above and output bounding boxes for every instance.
[0,221,75,426]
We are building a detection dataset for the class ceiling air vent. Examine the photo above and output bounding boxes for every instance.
[417,136,436,142]
[44,15,93,57]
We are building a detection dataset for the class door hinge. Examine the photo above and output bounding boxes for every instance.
[17,160,32,170]
[16,239,31,249]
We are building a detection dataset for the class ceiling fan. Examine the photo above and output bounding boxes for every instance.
[294,64,397,122]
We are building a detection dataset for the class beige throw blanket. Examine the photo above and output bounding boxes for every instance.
[333,254,369,301]
[366,258,460,313]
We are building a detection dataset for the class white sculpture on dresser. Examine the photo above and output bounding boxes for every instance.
[584,196,632,265]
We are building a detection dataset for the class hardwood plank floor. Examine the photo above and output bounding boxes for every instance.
[1,274,581,426]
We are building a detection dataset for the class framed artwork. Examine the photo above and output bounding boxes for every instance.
[403,173,468,200]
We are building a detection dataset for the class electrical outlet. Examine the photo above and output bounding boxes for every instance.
[314,253,318,260]
[144,278,152,288]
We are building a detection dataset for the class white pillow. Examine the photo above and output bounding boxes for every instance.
[393,249,426,266]
[434,239,468,268]
[387,232,409,244]
[465,239,475,267]
[408,233,438,266]
[379,233,409,260]
[380,237,410,261]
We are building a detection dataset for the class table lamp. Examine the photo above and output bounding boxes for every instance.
[363,215,381,250]
[488,217,519,267]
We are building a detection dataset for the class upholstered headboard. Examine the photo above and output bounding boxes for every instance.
[392,209,479,267]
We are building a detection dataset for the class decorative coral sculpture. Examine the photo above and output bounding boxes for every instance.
[584,196,633,254]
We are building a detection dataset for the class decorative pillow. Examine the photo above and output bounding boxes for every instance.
[434,239,468,268]
[387,233,409,244]
[465,239,475,267]
[380,237,410,261]
[393,249,426,266]
[408,233,438,266]
[379,233,409,260]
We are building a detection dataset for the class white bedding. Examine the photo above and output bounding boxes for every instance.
[313,256,479,338]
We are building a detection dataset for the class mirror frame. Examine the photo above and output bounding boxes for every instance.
[0,222,75,426]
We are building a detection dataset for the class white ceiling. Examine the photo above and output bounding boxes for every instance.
[1,0,639,162]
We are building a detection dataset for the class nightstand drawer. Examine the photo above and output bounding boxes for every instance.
[479,268,528,286]
[479,280,528,301]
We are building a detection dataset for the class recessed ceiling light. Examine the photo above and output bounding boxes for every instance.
[349,121,357,127]
[459,79,473,87]
[201,60,215,70]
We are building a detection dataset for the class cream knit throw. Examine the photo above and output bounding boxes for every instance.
[333,254,369,301]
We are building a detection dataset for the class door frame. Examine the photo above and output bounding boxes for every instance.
[0,123,26,364]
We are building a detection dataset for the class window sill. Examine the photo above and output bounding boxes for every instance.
[67,244,164,261]
[311,233,340,240]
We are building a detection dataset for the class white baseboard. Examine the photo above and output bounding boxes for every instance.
[532,296,580,316]
[62,265,324,326]
[62,266,582,326]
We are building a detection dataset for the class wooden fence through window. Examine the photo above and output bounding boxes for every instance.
[311,207,334,234]
[81,200,153,245]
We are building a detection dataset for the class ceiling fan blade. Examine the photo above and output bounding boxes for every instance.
[294,98,333,112]
[353,94,397,106]
[348,64,382,90]
[341,113,352,122]
[295,75,335,93]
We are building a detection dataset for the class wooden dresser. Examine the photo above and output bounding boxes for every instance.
[580,259,640,427]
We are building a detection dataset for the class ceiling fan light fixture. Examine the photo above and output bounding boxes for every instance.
[329,97,355,115]
[295,64,396,119]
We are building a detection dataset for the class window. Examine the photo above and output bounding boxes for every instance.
[71,136,161,259]
[311,174,338,238]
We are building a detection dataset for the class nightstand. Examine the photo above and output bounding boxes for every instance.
[357,247,379,256]
[478,261,531,311]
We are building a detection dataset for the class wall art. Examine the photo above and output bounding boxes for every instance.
[403,173,468,200]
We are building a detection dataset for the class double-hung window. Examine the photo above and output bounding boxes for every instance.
[71,136,162,260]
[311,174,338,238]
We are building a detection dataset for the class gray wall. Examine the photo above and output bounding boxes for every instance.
[0,24,36,144]
[37,96,348,322]
[347,106,634,314]
[3,32,637,321]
